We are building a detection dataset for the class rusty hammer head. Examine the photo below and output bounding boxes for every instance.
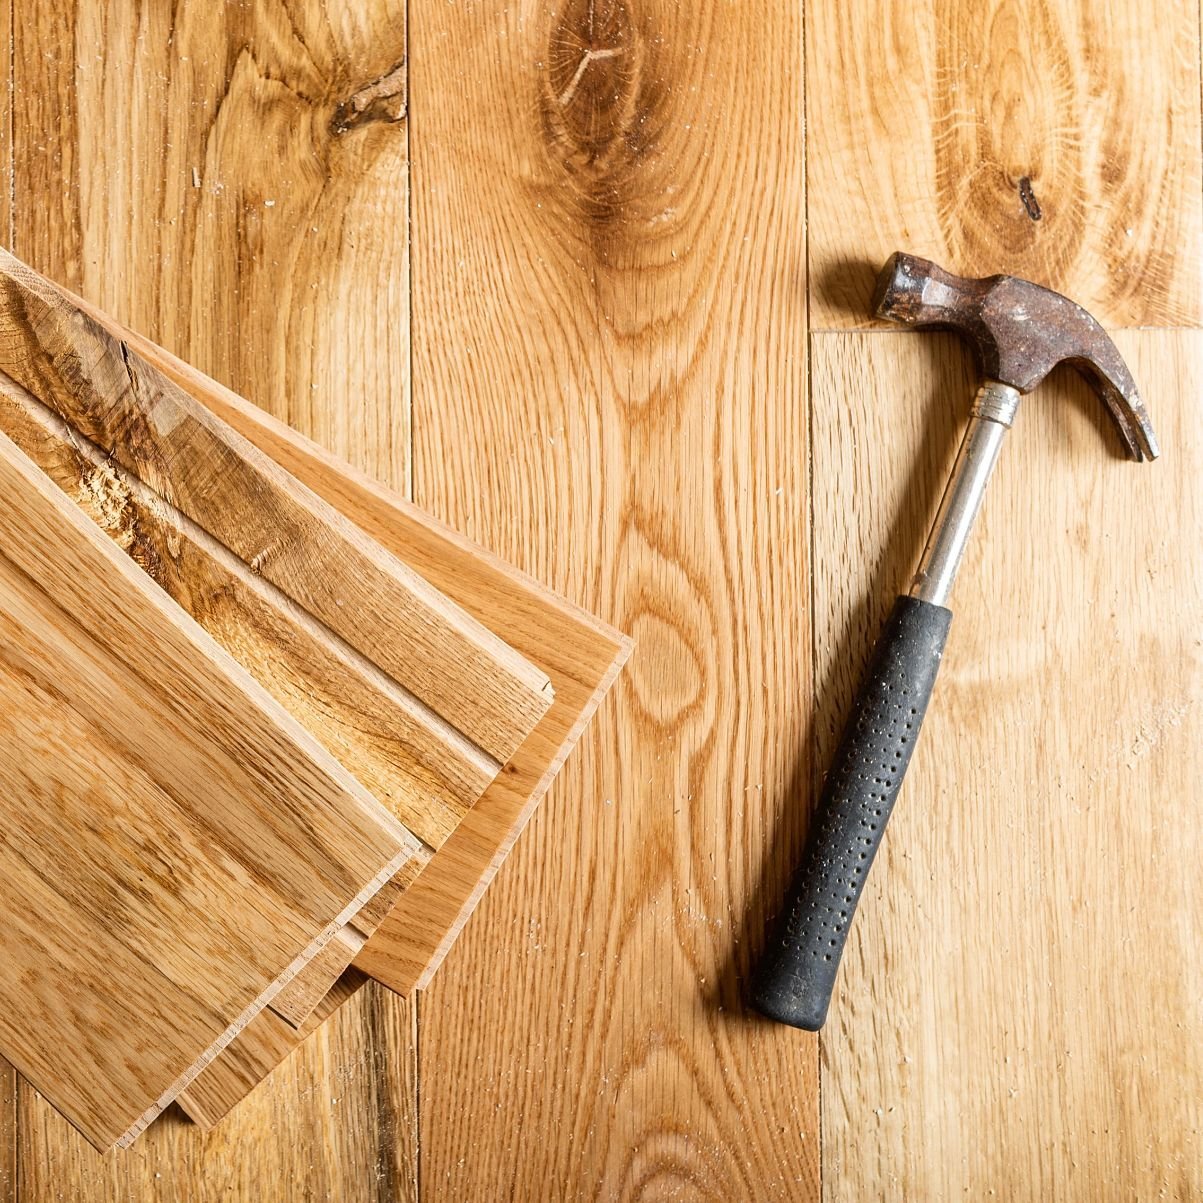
[872,253,1159,461]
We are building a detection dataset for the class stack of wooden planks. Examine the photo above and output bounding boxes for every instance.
[0,249,630,1151]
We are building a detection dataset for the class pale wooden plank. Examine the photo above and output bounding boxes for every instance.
[175,975,367,1131]
[806,0,1203,329]
[407,0,816,1198]
[0,370,483,853]
[0,5,14,1194]
[17,980,416,1203]
[0,423,420,1150]
[0,1060,13,1203]
[159,359,628,1117]
[811,329,1203,1200]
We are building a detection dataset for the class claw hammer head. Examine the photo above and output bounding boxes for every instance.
[872,252,1159,461]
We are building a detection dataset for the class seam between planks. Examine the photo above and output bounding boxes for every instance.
[6,9,16,1196]
[801,0,825,1197]
[404,3,421,1197]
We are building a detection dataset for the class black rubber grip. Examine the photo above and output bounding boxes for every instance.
[751,595,952,1030]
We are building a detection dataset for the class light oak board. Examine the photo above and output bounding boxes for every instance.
[805,0,1203,329]
[10,1,423,1192]
[811,329,1203,1201]
[407,0,819,1197]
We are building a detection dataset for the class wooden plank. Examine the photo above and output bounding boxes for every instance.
[12,0,423,1186]
[806,0,1203,329]
[0,422,419,1150]
[0,1060,13,1203]
[73,320,633,1002]
[16,979,417,1203]
[811,329,1203,1200]
[406,0,817,1198]
[0,249,553,767]
[177,974,368,1130]
[0,370,487,853]
[13,2,412,487]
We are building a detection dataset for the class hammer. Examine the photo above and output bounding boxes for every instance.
[751,253,1159,1031]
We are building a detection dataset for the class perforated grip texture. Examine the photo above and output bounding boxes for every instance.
[751,596,951,1030]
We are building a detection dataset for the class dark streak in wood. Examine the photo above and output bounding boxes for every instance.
[1018,175,1043,220]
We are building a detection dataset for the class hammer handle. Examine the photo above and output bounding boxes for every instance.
[751,595,951,1030]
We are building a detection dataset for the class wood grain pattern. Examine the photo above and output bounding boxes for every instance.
[0,369,481,854]
[810,329,1203,1200]
[11,3,425,1185]
[16,978,417,1203]
[0,248,553,767]
[407,0,818,1198]
[13,2,412,486]
[13,0,1203,1195]
[806,0,1203,329]
[0,1060,13,1203]
[0,3,12,1189]
[118,341,630,1121]
[0,423,420,1150]
[177,974,368,1131]
[82,321,633,1002]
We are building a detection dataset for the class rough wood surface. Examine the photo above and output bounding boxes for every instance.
[806,0,1203,329]
[811,329,1203,1200]
[0,423,418,1151]
[0,1061,13,1203]
[407,0,817,1199]
[177,974,369,1131]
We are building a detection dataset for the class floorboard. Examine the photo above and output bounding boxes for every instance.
[810,329,1203,1201]
[408,1,818,1198]
[805,0,1202,329]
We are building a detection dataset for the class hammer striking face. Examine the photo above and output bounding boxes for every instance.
[751,253,1157,1031]
[873,252,1159,461]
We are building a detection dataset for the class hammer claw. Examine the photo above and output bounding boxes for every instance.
[874,252,1160,462]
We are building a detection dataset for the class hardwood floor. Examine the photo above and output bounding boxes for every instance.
[2,0,1201,1197]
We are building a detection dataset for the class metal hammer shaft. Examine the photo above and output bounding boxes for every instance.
[910,381,1019,605]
